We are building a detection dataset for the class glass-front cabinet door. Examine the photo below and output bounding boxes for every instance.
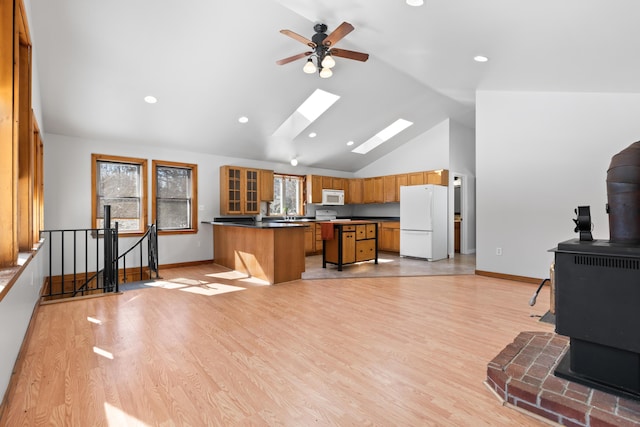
[244,169,259,214]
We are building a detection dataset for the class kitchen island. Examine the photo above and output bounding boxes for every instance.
[205,221,307,284]
[321,220,378,271]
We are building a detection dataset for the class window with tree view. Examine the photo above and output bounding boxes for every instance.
[270,174,304,216]
[152,160,197,234]
[92,154,147,233]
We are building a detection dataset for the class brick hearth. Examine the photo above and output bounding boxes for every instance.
[487,331,640,426]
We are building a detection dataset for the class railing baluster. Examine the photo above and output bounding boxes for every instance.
[48,230,52,297]
[85,230,88,290]
[61,232,64,297]
[73,230,77,295]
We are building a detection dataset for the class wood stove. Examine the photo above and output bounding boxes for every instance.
[553,238,640,400]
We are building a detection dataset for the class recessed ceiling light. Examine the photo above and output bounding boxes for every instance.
[474,55,489,63]
[238,116,249,123]
[406,0,424,6]
[309,132,317,138]
[352,119,413,154]
[144,95,157,104]
[290,158,298,166]
[347,141,354,146]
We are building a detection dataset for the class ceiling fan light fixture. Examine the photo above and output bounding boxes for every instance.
[321,54,335,69]
[303,58,317,74]
[319,67,333,79]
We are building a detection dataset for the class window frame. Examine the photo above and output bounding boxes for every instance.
[151,160,198,235]
[91,154,148,236]
[271,173,305,216]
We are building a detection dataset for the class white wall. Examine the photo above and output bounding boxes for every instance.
[0,242,48,404]
[476,90,640,279]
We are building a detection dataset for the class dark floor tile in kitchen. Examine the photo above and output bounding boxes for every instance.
[301,253,476,280]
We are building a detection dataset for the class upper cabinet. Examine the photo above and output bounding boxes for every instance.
[348,178,363,204]
[363,177,383,204]
[306,175,323,204]
[220,166,273,215]
[260,169,274,201]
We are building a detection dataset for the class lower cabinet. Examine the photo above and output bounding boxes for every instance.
[379,221,400,252]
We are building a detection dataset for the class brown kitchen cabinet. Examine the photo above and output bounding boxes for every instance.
[408,171,426,185]
[394,174,408,202]
[323,221,378,271]
[383,175,397,203]
[306,174,323,204]
[220,166,261,215]
[363,177,383,203]
[348,178,363,204]
[260,169,274,201]
[380,221,400,252]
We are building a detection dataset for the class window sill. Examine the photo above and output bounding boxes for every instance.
[157,228,198,236]
[0,240,44,302]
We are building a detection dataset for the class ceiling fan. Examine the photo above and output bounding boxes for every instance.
[276,22,369,78]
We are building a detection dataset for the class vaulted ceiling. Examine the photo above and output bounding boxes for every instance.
[28,0,640,172]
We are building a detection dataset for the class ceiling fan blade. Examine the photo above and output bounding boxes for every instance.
[280,29,316,48]
[276,51,312,65]
[330,48,369,62]
[322,21,354,47]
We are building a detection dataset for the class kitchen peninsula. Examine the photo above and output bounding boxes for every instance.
[205,221,307,284]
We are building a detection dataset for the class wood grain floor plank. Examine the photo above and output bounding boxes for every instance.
[1,265,554,426]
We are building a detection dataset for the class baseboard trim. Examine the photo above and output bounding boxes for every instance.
[475,270,541,284]
[160,259,215,271]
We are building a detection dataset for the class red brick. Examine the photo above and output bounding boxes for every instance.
[508,378,540,405]
[505,362,526,379]
[522,375,543,388]
[590,389,618,414]
[515,331,537,343]
[513,352,536,368]
[489,352,515,368]
[487,377,506,401]
[540,390,589,424]
[566,381,591,396]
[535,353,558,369]
[618,396,640,419]
[542,374,567,394]
[561,417,587,427]
[513,397,560,424]
[526,363,552,380]
[550,335,570,347]
[529,335,552,349]
[564,389,590,404]
[487,366,507,392]
[501,342,523,358]
[544,345,566,358]
[590,407,640,427]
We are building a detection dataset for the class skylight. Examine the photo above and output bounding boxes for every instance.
[272,89,340,139]
[351,119,413,154]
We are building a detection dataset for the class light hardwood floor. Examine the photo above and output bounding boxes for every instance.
[1,264,553,426]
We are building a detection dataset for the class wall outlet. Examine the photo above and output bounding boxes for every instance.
[496,247,502,256]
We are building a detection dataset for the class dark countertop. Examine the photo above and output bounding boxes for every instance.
[201,221,309,229]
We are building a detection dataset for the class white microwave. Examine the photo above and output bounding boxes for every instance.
[322,189,345,205]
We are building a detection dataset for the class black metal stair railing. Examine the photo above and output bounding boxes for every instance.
[40,206,159,300]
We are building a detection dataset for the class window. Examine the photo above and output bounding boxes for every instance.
[152,160,197,234]
[270,174,305,216]
[92,154,148,234]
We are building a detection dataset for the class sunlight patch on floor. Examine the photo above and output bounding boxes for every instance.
[165,277,209,286]
[146,281,188,289]
[179,283,246,296]
[93,346,114,360]
[206,271,250,280]
[104,402,149,427]
[87,316,102,325]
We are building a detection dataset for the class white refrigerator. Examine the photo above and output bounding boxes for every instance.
[400,184,448,261]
